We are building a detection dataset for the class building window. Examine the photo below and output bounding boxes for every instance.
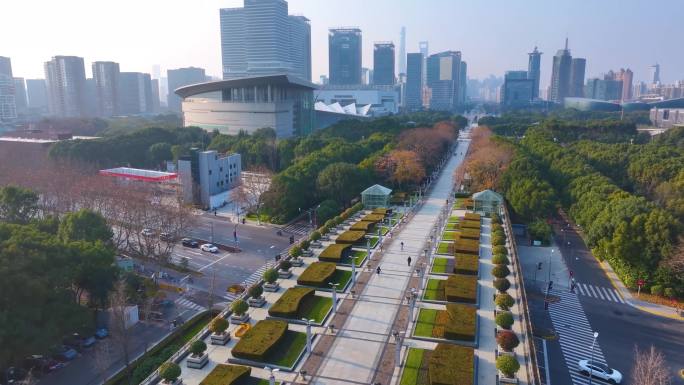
[209,170,212,175]
[663,110,670,120]
[220,167,223,172]
[216,182,220,187]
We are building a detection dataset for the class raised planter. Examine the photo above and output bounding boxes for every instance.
[311,241,322,248]
[210,332,231,345]
[498,374,519,384]
[290,258,304,267]
[248,296,267,307]
[320,235,331,241]
[161,379,183,385]
[186,353,208,369]
[264,282,280,292]
[278,269,293,279]
[302,250,313,257]
[230,313,250,325]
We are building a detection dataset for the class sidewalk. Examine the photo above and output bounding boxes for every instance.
[599,260,684,321]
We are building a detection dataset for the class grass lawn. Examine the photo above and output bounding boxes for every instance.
[299,296,333,324]
[378,226,390,235]
[436,242,452,255]
[263,330,307,367]
[340,250,368,266]
[445,223,458,231]
[414,309,438,337]
[362,236,380,248]
[423,279,446,301]
[246,213,271,223]
[441,231,457,241]
[447,216,460,223]
[399,348,429,385]
[431,258,450,274]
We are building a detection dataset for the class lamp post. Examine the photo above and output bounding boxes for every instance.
[393,330,405,367]
[408,288,418,323]
[547,249,554,283]
[351,256,356,286]
[302,318,315,354]
[366,239,371,260]
[588,332,599,385]
[329,282,339,313]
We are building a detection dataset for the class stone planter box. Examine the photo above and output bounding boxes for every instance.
[498,373,519,384]
[278,269,293,279]
[302,250,313,257]
[187,353,208,369]
[290,258,304,267]
[230,313,250,325]
[311,241,322,248]
[161,379,183,385]
[210,332,231,345]
[320,235,330,241]
[248,296,266,308]
[264,282,280,292]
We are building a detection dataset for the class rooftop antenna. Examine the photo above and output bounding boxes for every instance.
[565,37,569,50]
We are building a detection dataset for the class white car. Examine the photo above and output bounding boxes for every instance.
[200,243,219,253]
[140,228,155,237]
[578,360,622,384]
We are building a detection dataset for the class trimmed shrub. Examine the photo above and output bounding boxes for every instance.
[454,238,480,255]
[300,239,311,250]
[190,340,207,357]
[454,254,479,276]
[650,285,664,296]
[318,225,329,235]
[319,243,352,263]
[159,362,181,382]
[491,232,506,246]
[494,278,511,292]
[310,231,321,242]
[492,245,507,256]
[496,330,520,352]
[495,293,515,310]
[459,220,481,229]
[268,287,315,318]
[460,227,481,240]
[492,265,510,279]
[492,254,509,265]
[280,260,292,271]
[496,355,520,378]
[231,299,248,316]
[263,268,278,284]
[491,223,503,233]
[491,213,501,224]
[350,220,375,231]
[443,304,477,341]
[324,219,335,229]
[352,202,364,212]
[290,245,302,258]
[495,311,514,330]
[335,230,366,244]
[361,214,385,223]
[248,285,263,298]
[427,343,474,385]
[333,215,343,225]
[444,275,478,303]
[297,262,336,287]
[209,317,229,334]
[199,364,251,385]
[231,320,287,361]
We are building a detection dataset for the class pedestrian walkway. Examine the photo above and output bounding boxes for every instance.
[575,284,625,303]
[311,141,469,385]
[174,297,206,312]
[548,289,610,385]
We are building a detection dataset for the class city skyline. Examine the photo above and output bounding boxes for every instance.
[2,0,683,86]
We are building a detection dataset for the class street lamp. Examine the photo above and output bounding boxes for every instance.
[588,332,599,385]
[351,256,357,286]
[547,249,554,283]
[393,330,405,367]
[329,282,339,313]
[408,288,418,323]
[265,367,280,385]
[302,318,316,354]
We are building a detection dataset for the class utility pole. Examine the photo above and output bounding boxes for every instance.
[208,266,216,312]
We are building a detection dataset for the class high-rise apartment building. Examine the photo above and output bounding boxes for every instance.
[167,67,206,113]
[405,53,423,111]
[373,42,395,86]
[44,56,88,118]
[426,51,466,111]
[13,78,28,116]
[151,79,161,113]
[329,28,362,85]
[549,39,574,103]
[527,46,542,99]
[398,27,407,76]
[92,61,120,117]
[220,0,311,81]
[0,56,17,122]
[502,71,534,107]
[649,64,660,84]
[26,79,48,114]
[419,41,429,106]
[570,58,586,97]
[119,72,155,115]
[585,77,622,101]
[616,68,633,102]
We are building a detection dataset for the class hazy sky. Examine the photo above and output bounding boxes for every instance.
[3,0,683,87]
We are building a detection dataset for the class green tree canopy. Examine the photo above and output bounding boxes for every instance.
[0,185,39,224]
[58,209,113,244]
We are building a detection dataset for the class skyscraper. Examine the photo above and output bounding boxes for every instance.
[527,46,542,99]
[427,51,466,111]
[502,71,534,107]
[570,58,586,97]
[44,56,88,118]
[419,41,429,106]
[373,42,395,86]
[649,64,660,84]
[0,56,16,122]
[617,68,633,102]
[150,79,161,113]
[405,53,423,111]
[398,27,406,76]
[167,67,206,113]
[119,72,155,115]
[328,28,362,85]
[219,0,311,80]
[26,79,48,114]
[13,78,27,116]
[549,39,573,103]
[92,61,120,117]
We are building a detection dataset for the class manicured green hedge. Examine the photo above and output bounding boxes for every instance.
[199,364,251,385]
[361,214,385,223]
[459,227,481,240]
[444,275,478,303]
[464,212,481,222]
[459,220,481,230]
[319,243,352,262]
[297,262,336,287]
[268,288,315,318]
[443,304,476,341]
[372,208,390,216]
[454,255,479,275]
[428,343,474,385]
[335,230,367,244]
[454,238,479,255]
[350,220,375,231]
[232,320,288,361]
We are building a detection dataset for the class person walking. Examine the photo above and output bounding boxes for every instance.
[376,266,382,275]
[400,241,404,251]
[407,256,412,266]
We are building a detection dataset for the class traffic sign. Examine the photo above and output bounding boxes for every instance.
[637,279,645,287]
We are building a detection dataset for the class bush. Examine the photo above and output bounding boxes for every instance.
[494,278,511,292]
[333,215,343,225]
[650,285,664,296]
[335,230,366,244]
[209,317,229,334]
[280,260,292,271]
[290,245,302,258]
[231,320,287,361]
[496,355,520,378]
[268,287,315,318]
[324,219,335,229]
[491,213,501,224]
[248,285,263,298]
[427,343,474,385]
[263,268,278,284]
[319,243,352,263]
[495,293,515,310]
[495,311,514,329]
[200,364,251,385]
[297,262,336,287]
[231,299,248,316]
[491,232,506,246]
[491,223,503,233]
[496,330,520,351]
[664,287,675,298]
[189,340,207,356]
[318,225,329,235]
[300,239,311,250]
[352,202,364,212]
[444,275,478,303]
[492,245,507,256]
[492,254,510,265]
[159,362,181,382]
[310,231,321,242]
[492,265,511,279]
[454,254,479,275]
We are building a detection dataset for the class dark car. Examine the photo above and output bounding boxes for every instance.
[23,355,63,375]
[52,345,78,362]
[63,333,95,351]
[94,328,108,339]
[181,238,198,248]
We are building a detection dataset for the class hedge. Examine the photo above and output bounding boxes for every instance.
[231,320,288,361]
[319,243,352,263]
[495,311,514,329]
[443,304,477,341]
[335,230,367,244]
[444,275,478,303]
[297,262,336,287]
[454,255,479,275]
[268,288,315,319]
[464,212,481,222]
[361,214,385,223]
[428,343,474,385]
[460,228,481,240]
[350,220,375,231]
[454,238,479,255]
[459,220,481,230]
[200,364,251,385]
[372,208,390,216]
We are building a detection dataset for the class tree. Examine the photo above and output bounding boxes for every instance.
[159,362,181,383]
[496,330,520,351]
[210,317,229,335]
[263,268,278,284]
[189,340,207,357]
[109,279,134,383]
[147,142,173,168]
[0,185,38,224]
[316,199,340,225]
[386,150,426,187]
[233,167,273,225]
[231,299,248,316]
[58,209,113,244]
[317,162,366,206]
[631,345,671,385]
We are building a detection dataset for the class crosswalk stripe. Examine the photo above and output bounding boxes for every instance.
[604,288,618,302]
[599,287,610,300]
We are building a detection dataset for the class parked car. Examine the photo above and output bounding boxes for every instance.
[181,238,199,248]
[200,243,218,253]
[51,346,78,362]
[63,333,96,351]
[160,232,176,242]
[578,360,622,384]
[140,228,155,237]
[23,355,63,375]
[94,328,108,339]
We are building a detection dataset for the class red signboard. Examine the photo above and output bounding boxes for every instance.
[637,279,645,287]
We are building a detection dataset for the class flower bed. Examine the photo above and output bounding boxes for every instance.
[454,254,479,275]
[335,230,367,244]
[231,320,288,361]
[427,343,474,385]
[350,220,375,232]
[268,288,332,323]
[453,239,479,255]
[414,305,476,342]
[319,244,352,263]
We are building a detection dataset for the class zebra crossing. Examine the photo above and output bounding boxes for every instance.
[575,283,625,303]
[281,222,312,236]
[240,262,275,288]
[174,297,206,312]
[548,289,612,385]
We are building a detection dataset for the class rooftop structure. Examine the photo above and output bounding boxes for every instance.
[99,167,178,182]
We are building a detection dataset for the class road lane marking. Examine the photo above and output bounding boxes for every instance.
[198,253,232,272]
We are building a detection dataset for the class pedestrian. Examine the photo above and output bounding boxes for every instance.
[400,241,404,251]
[376,266,381,275]
[407,256,412,266]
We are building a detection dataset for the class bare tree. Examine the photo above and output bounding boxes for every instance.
[109,279,134,383]
[234,167,273,225]
[632,345,671,385]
